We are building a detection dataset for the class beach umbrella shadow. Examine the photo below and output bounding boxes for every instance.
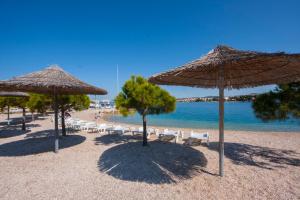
[208,142,300,169]
[98,141,207,184]
[0,130,86,156]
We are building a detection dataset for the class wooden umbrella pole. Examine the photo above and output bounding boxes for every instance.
[219,86,224,177]
[219,66,225,177]
[54,92,59,153]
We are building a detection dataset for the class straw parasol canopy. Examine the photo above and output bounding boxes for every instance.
[0,65,108,153]
[149,45,300,89]
[0,65,107,95]
[0,91,29,128]
[149,45,300,177]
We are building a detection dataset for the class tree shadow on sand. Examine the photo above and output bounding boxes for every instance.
[0,130,86,156]
[0,124,41,138]
[208,142,300,170]
[0,113,47,127]
[98,139,207,184]
[95,133,144,145]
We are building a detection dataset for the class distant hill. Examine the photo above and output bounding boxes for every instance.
[177,94,258,102]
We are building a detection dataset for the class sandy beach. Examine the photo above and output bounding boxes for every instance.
[1,110,300,200]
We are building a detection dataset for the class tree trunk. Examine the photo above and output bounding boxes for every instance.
[61,108,66,136]
[22,107,26,131]
[31,112,34,121]
[7,105,10,125]
[142,114,148,146]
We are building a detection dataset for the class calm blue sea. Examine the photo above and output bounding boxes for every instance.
[109,102,300,132]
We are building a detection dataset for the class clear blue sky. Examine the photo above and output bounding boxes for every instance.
[1,0,300,99]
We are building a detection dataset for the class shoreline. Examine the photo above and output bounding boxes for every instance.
[74,110,300,137]
[102,101,300,133]
[102,113,300,135]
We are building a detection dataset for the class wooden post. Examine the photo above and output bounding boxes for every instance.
[218,67,225,177]
[54,93,59,153]
[219,86,224,177]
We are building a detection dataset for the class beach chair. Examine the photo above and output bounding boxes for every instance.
[65,117,75,124]
[66,118,84,132]
[68,119,80,130]
[188,131,209,146]
[108,125,130,135]
[65,118,75,130]
[131,127,155,139]
[159,129,182,143]
[131,127,143,135]
[97,123,113,133]
[147,128,155,138]
[72,120,87,130]
[82,122,98,133]
[4,119,13,125]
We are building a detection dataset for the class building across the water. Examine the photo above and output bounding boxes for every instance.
[177,94,257,102]
[90,99,114,109]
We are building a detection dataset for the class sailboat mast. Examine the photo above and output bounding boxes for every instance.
[117,64,119,94]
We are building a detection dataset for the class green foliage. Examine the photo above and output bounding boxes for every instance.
[24,93,90,114]
[115,76,176,146]
[56,94,90,112]
[0,97,11,112]
[252,82,300,121]
[26,93,52,114]
[0,96,29,112]
[13,97,29,108]
[71,95,90,110]
[115,76,176,116]
[55,94,90,136]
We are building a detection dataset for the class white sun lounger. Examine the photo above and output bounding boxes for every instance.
[65,118,78,124]
[189,131,210,146]
[81,122,98,132]
[64,118,95,132]
[65,118,76,129]
[131,127,155,139]
[97,123,113,133]
[131,127,143,135]
[159,129,182,143]
[71,120,87,130]
[107,125,130,135]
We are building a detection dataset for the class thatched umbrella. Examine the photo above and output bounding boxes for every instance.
[149,45,300,176]
[0,91,29,128]
[0,65,107,152]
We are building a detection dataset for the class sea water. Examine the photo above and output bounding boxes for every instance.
[109,102,300,132]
